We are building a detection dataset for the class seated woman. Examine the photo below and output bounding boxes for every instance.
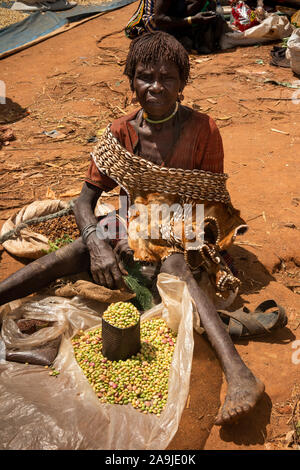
[125,0,230,54]
[0,31,264,426]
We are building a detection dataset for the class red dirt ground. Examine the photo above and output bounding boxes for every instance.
[0,2,299,450]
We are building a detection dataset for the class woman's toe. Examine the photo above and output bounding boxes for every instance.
[234,406,244,416]
[241,402,251,413]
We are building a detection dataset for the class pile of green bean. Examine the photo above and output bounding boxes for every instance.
[72,316,177,416]
[102,301,140,328]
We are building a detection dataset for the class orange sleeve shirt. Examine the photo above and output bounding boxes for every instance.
[85,109,224,191]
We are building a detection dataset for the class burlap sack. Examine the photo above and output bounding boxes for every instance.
[1,191,119,260]
[54,279,135,303]
[1,200,70,260]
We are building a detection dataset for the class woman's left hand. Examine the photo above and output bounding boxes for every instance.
[193,11,216,23]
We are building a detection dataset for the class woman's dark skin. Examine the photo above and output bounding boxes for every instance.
[130,61,189,164]
[153,0,217,32]
[0,60,264,426]
[74,184,127,290]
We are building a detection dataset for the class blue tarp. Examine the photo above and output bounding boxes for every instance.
[0,0,136,58]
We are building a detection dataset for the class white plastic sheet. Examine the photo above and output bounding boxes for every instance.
[0,273,195,450]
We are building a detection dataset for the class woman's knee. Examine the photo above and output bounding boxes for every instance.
[54,237,87,259]
[51,237,89,274]
[160,253,192,280]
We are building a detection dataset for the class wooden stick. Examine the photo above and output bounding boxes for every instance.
[235,241,262,248]
[186,394,191,409]
[246,213,263,222]
[257,97,295,101]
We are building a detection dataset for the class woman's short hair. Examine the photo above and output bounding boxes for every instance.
[124,31,190,91]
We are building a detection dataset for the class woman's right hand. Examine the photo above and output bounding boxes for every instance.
[86,232,128,290]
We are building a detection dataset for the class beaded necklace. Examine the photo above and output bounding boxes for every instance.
[143,102,179,124]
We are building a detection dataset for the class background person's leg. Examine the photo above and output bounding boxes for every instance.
[0,238,89,306]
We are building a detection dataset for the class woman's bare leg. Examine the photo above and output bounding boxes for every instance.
[161,253,265,426]
[0,238,89,306]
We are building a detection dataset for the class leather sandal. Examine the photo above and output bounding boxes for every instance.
[218,300,287,339]
[270,46,291,69]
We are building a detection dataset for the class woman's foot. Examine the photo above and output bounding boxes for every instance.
[215,369,265,426]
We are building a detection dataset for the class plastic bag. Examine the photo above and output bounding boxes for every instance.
[1,297,69,349]
[0,273,195,450]
[0,295,105,366]
[287,29,300,75]
[231,1,259,32]
[221,13,295,49]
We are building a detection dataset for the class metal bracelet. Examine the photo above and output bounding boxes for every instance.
[81,223,97,244]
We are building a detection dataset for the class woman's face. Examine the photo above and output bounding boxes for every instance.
[133,60,184,120]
